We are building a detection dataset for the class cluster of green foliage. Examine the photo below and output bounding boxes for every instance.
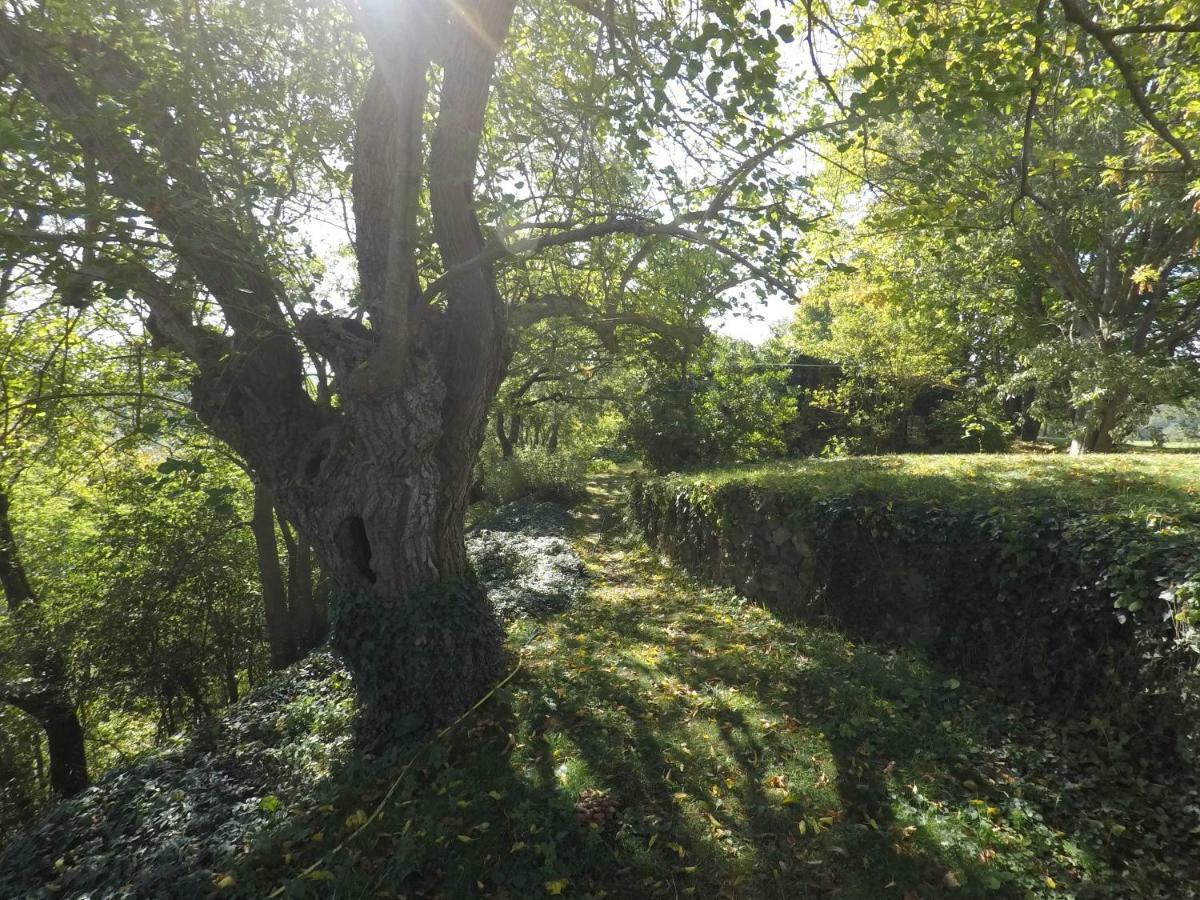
[479,449,591,507]
[629,455,1200,757]
[618,337,800,473]
[785,0,1200,452]
[783,259,1014,455]
[0,448,270,839]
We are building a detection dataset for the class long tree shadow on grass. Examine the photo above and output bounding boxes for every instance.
[220,527,1198,900]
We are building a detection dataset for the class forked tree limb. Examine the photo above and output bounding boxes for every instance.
[1060,0,1195,170]
[422,217,796,306]
[510,292,705,348]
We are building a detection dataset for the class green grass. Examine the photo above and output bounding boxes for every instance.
[219,475,1198,900]
[663,453,1200,519]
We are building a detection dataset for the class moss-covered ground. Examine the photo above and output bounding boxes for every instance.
[218,475,1198,900]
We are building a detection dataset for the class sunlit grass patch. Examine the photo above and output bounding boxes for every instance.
[677,452,1200,519]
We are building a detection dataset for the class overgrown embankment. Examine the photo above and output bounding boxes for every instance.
[629,455,1200,756]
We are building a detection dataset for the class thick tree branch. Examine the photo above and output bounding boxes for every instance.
[348,0,438,354]
[423,217,796,305]
[1101,19,1200,37]
[427,0,518,494]
[511,293,704,349]
[115,262,226,362]
[298,312,378,383]
[1061,0,1194,170]
[0,11,331,490]
[0,13,291,335]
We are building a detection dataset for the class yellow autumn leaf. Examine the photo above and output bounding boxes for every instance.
[214,874,236,890]
[1044,876,1058,889]
[344,809,368,829]
[545,878,569,894]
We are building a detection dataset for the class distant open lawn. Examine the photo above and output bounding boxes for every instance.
[212,475,1197,900]
[668,453,1200,519]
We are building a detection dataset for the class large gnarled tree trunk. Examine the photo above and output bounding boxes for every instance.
[0,1,518,732]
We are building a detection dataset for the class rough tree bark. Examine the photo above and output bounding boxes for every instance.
[0,1,519,730]
[0,490,88,798]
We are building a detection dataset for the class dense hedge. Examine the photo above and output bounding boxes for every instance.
[629,466,1200,758]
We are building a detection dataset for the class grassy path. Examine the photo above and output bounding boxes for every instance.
[231,478,1198,899]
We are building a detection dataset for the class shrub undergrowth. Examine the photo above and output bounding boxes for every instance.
[481,450,589,506]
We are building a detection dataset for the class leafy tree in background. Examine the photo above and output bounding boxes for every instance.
[802,0,1200,451]
[621,334,798,472]
[786,256,967,454]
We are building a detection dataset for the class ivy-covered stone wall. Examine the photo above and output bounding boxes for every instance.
[629,474,1200,758]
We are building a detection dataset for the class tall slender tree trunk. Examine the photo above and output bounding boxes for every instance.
[278,510,326,652]
[251,482,300,669]
[510,413,523,453]
[495,410,515,458]
[0,490,88,798]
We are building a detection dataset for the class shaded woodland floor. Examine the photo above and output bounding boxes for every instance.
[5,478,1198,899]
